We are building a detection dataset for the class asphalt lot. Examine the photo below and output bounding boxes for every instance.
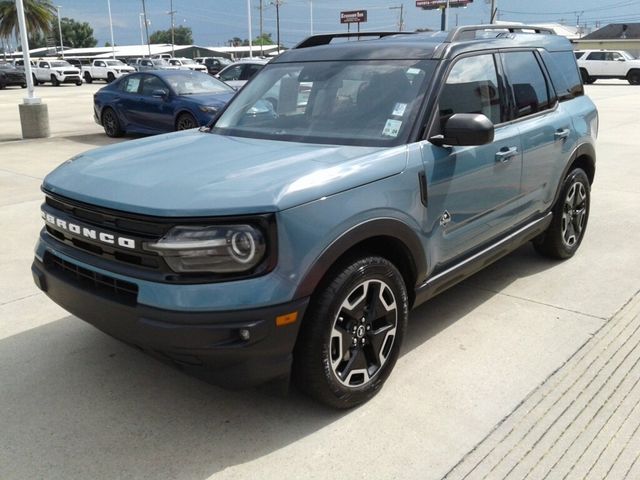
[0,81,639,480]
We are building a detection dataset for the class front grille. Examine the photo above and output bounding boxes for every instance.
[63,70,78,75]
[46,252,138,305]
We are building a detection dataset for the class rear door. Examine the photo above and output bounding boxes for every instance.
[584,51,606,76]
[500,50,575,215]
[116,74,144,127]
[421,53,524,266]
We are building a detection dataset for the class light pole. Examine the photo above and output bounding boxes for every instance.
[247,0,253,58]
[138,13,145,47]
[168,0,176,57]
[56,5,64,58]
[309,0,313,35]
[107,0,116,59]
[141,0,151,57]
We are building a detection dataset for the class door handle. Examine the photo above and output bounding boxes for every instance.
[495,146,519,163]
[555,128,571,140]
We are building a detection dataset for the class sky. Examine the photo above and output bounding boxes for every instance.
[38,0,640,48]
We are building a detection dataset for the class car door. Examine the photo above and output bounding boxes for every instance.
[500,50,575,216]
[421,53,523,267]
[134,74,174,132]
[37,61,50,81]
[116,74,144,127]
[94,60,107,79]
[606,51,628,76]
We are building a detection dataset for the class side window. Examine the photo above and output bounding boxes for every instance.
[574,52,585,60]
[243,64,262,80]
[608,52,622,61]
[586,52,605,61]
[220,65,243,81]
[141,75,167,96]
[546,51,584,101]
[121,75,142,94]
[39,62,49,68]
[438,54,502,128]
[502,51,551,119]
[96,61,105,67]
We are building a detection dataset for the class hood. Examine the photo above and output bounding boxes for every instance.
[43,130,407,217]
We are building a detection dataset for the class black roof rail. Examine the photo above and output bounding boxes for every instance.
[446,24,556,43]
[294,31,412,49]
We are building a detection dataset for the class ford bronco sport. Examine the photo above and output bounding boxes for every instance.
[32,25,597,408]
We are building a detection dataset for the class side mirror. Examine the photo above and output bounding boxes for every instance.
[152,89,169,99]
[616,58,626,62]
[430,113,495,147]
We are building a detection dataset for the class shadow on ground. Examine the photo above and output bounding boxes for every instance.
[0,243,564,479]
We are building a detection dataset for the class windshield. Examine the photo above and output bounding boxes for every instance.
[153,59,169,66]
[622,51,636,60]
[180,58,196,64]
[212,60,434,146]
[164,71,234,95]
[51,61,71,68]
[106,60,125,66]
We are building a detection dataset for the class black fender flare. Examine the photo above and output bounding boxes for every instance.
[293,218,427,299]
[552,142,596,207]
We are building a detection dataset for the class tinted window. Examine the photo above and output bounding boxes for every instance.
[502,51,551,119]
[574,52,585,60]
[220,65,243,81]
[546,51,584,101]
[439,54,502,127]
[586,52,605,61]
[607,52,622,61]
[141,75,167,96]
[243,64,263,80]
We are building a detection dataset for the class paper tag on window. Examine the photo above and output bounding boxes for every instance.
[392,103,407,117]
[382,119,402,137]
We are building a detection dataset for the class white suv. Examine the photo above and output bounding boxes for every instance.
[576,50,640,85]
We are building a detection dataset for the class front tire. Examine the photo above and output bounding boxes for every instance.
[534,168,590,259]
[293,255,408,409]
[107,72,115,83]
[51,75,60,87]
[101,108,124,138]
[175,112,197,130]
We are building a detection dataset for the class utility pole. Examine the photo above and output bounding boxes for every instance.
[168,0,176,56]
[489,0,498,24]
[309,0,313,35]
[107,0,116,59]
[259,0,264,56]
[270,0,282,54]
[389,4,404,31]
[141,0,151,57]
[139,13,145,48]
[56,5,64,58]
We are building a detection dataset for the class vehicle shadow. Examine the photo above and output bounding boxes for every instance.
[0,244,563,479]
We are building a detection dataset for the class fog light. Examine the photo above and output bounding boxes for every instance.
[239,329,250,341]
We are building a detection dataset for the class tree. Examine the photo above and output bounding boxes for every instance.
[254,33,274,46]
[0,0,56,42]
[149,25,192,45]
[60,17,96,48]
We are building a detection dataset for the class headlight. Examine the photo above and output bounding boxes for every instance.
[199,105,218,113]
[144,224,266,273]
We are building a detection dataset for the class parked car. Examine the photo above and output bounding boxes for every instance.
[195,56,232,75]
[0,63,27,89]
[576,49,640,84]
[131,58,179,72]
[93,69,235,136]
[82,59,136,83]
[33,26,597,408]
[167,57,208,73]
[216,59,268,89]
[32,59,82,86]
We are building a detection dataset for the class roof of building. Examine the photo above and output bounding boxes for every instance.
[582,23,640,40]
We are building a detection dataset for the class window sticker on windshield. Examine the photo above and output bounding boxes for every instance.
[407,68,422,75]
[382,119,402,137]
[392,103,407,117]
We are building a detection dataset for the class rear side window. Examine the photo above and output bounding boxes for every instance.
[545,51,584,101]
[574,52,585,60]
[502,51,552,119]
[586,52,606,61]
[439,54,503,127]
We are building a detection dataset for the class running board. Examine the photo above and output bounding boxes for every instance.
[413,213,553,307]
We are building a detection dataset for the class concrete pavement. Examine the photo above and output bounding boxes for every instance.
[0,80,638,480]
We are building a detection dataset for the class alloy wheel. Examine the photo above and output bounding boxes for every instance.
[329,279,398,387]
[561,180,587,248]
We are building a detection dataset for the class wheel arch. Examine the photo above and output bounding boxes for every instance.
[552,143,595,206]
[293,218,427,309]
[174,108,199,128]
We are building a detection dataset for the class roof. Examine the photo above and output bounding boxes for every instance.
[274,28,573,64]
[582,23,640,40]
[496,21,581,40]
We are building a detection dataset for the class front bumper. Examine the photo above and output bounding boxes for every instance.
[57,75,82,84]
[32,254,308,388]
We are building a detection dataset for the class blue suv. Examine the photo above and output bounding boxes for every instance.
[32,26,597,408]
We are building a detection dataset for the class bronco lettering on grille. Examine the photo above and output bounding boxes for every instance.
[42,211,136,249]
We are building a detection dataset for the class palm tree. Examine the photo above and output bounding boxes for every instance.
[0,0,56,45]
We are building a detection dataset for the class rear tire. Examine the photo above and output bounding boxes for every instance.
[175,112,198,130]
[101,108,124,138]
[580,69,595,85]
[32,74,39,86]
[21,83,27,88]
[84,72,93,84]
[533,168,590,259]
[293,255,408,409]
[628,70,640,85]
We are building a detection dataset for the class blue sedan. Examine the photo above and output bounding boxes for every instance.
[94,70,235,137]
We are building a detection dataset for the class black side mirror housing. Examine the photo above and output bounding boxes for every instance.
[152,89,169,99]
[430,113,495,147]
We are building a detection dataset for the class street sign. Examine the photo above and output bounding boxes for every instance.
[416,0,472,9]
[340,10,368,24]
